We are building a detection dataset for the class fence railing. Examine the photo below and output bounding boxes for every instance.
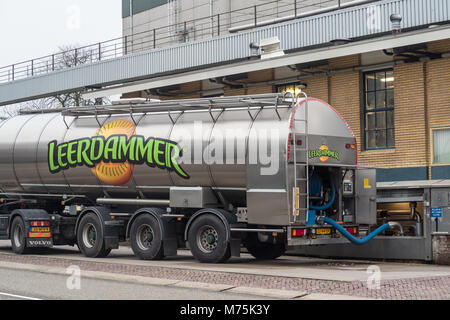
[0,0,369,84]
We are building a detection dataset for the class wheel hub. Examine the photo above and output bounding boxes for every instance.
[136,224,154,250]
[82,223,97,248]
[206,234,216,244]
[197,225,219,253]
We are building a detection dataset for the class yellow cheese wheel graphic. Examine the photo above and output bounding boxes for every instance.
[90,120,136,186]
[319,145,330,163]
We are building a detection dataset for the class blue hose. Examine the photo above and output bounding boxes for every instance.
[310,182,336,211]
[320,216,391,245]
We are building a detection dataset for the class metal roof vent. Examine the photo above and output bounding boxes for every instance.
[390,14,402,34]
[259,36,285,60]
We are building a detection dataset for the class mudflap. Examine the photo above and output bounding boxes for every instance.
[230,236,241,257]
[26,238,53,248]
[162,216,178,257]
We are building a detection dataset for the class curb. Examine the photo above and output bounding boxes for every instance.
[0,260,375,300]
[0,261,300,299]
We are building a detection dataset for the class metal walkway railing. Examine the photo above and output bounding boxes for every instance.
[0,0,363,84]
[0,0,448,107]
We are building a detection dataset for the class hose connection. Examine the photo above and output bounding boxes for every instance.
[317,216,396,245]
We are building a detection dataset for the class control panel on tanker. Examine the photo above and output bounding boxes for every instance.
[342,171,354,197]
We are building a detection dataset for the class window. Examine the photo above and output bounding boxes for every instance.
[276,83,303,97]
[433,128,450,164]
[363,69,395,150]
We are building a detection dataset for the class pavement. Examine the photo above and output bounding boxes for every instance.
[0,240,449,300]
[0,265,275,300]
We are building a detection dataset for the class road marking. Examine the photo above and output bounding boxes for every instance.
[0,292,42,300]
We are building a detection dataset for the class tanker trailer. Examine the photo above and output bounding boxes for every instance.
[0,93,396,263]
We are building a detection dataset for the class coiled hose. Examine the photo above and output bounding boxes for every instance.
[319,216,393,245]
[309,182,336,211]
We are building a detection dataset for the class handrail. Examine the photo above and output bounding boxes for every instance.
[0,0,366,84]
[19,93,296,116]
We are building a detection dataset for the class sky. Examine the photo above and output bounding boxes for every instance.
[0,0,122,67]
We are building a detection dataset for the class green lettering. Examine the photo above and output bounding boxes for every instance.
[135,137,154,164]
[168,144,189,179]
[118,135,133,161]
[90,137,104,162]
[104,136,119,161]
[77,139,93,166]
[67,141,78,165]
[57,143,68,168]
[48,141,59,172]
[153,140,165,167]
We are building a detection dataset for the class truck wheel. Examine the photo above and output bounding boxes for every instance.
[130,214,164,260]
[188,214,230,263]
[11,217,29,254]
[243,233,286,260]
[77,213,110,258]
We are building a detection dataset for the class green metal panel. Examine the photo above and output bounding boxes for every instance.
[122,0,168,18]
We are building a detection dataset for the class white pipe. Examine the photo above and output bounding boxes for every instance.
[96,198,170,206]
[229,0,377,33]
[130,0,134,48]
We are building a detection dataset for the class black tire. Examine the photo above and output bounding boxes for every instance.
[10,217,28,254]
[77,213,110,258]
[188,214,230,263]
[130,214,164,260]
[243,232,286,260]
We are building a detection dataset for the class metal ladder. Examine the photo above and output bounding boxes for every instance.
[292,92,310,224]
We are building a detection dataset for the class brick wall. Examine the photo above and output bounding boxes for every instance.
[147,50,449,178]
[427,57,450,178]
[328,54,360,69]
[433,235,450,265]
[360,62,427,169]
[329,70,362,151]
[428,39,450,54]
[324,62,430,172]
[303,76,329,102]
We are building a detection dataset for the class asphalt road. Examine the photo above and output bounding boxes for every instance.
[1,240,450,299]
[0,266,269,300]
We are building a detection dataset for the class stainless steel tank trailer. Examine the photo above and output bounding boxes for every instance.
[0,93,397,263]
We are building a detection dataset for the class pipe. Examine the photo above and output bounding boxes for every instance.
[310,182,335,211]
[96,198,170,206]
[320,216,394,245]
[230,228,286,233]
[388,221,404,235]
[146,59,409,99]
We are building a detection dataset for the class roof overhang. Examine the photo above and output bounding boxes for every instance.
[82,25,450,100]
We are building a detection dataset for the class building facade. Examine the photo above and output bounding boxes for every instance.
[121,1,450,183]
[122,0,354,50]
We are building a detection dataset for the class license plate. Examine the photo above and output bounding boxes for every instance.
[30,227,50,232]
[316,228,331,235]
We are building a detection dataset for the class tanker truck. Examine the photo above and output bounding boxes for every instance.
[0,93,396,263]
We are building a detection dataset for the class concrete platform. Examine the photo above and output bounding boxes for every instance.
[1,240,449,282]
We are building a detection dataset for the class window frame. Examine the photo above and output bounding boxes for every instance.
[362,68,395,151]
[432,127,450,166]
